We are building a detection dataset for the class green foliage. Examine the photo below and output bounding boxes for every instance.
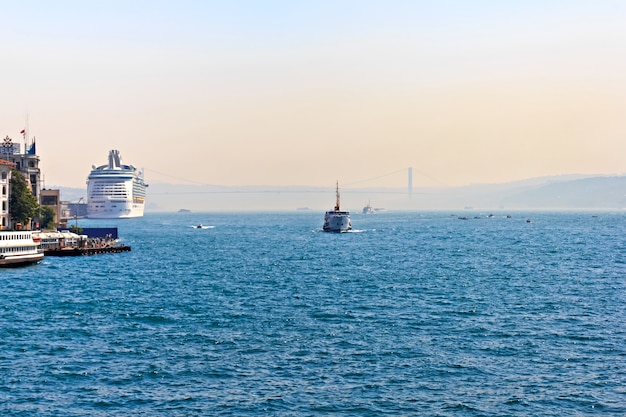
[9,169,39,227]
[40,206,55,229]
[69,225,83,234]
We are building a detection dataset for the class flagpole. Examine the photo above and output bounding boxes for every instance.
[23,113,29,153]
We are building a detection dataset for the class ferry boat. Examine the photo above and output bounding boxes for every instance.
[323,182,352,232]
[86,150,148,219]
[0,231,44,267]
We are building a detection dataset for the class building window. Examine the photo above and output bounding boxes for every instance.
[42,196,58,205]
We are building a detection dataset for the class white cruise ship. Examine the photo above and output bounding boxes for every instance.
[86,150,148,219]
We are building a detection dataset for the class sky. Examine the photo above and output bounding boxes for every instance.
[2,0,626,190]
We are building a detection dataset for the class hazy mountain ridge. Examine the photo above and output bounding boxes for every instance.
[50,175,626,212]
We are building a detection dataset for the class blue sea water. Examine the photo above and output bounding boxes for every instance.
[1,211,625,416]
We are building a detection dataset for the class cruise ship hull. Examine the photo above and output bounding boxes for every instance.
[87,200,145,219]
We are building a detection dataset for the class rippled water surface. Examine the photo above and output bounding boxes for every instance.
[1,211,625,416]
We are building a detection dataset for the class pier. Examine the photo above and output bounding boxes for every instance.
[44,245,131,257]
[37,227,130,257]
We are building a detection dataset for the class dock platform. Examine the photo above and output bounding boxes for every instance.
[45,245,131,257]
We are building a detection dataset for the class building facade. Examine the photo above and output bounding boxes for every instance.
[40,188,65,228]
[0,159,15,230]
[1,134,43,229]
[1,135,40,200]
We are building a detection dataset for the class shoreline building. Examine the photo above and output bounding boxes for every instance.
[0,133,50,229]
[0,159,15,230]
[40,188,67,228]
[1,134,40,201]
[1,130,66,230]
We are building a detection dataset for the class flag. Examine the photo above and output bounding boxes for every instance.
[20,129,25,134]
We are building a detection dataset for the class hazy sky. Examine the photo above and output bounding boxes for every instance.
[2,0,626,189]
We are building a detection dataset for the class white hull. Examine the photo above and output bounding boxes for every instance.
[87,200,145,219]
[0,251,44,266]
[323,211,352,232]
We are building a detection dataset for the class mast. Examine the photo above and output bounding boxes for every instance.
[334,181,340,211]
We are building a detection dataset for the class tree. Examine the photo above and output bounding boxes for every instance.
[9,169,39,228]
[69,225,83,234]
[40,206,55,230]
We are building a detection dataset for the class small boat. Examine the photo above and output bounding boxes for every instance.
[0,231,44,267]
[323,182,352,232]
[193,224,215,229]
[363,201,374,214]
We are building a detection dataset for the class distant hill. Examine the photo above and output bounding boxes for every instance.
[498,176,626,209]
[48,175,626,212]
[414,175,626,210]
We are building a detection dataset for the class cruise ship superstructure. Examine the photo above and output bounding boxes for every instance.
[87,150,148,219]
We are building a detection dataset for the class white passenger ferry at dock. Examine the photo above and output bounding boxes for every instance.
[323,182,352,232]
[0,231,44,267]
[87,150,148,219]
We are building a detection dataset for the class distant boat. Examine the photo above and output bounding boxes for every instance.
[323,182,352,232]
[178,209,191,213]
[363,201,374,214]
[192,224,214,229]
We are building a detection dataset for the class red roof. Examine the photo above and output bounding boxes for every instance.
[0,159,15,168]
